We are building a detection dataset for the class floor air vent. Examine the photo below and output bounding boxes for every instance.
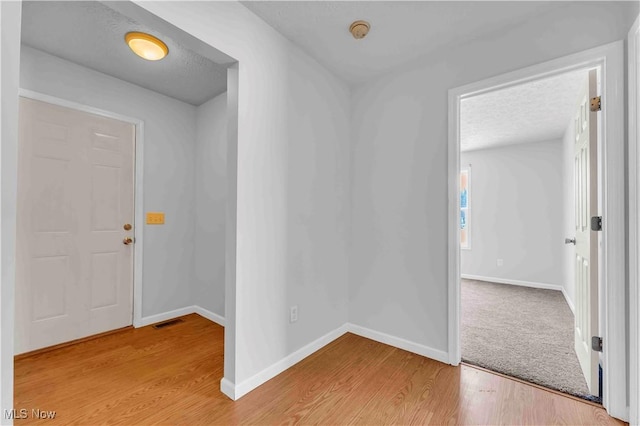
[152,318,184,329]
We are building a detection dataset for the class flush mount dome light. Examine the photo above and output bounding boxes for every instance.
[125,32,168,61]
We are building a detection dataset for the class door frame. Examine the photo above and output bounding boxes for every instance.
[628,13,640,426]
[447,41,626,420]
[17,89,145,329]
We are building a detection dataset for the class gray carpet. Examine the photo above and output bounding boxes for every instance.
[461,279,592,399]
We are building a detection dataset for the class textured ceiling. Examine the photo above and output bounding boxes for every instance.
[241,1,567,84]
[21,1,228,106]
[16,0,606,145]
[460,70,588,152]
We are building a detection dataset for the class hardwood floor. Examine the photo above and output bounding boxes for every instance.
[14,314,622,425]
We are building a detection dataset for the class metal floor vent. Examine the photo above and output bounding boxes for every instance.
[152,318,184,329]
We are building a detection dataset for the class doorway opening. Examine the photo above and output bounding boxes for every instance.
[13,0,239,416]
[448,41,627,419]
[456,66,597,400]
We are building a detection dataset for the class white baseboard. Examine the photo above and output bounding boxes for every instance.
[136,305,226,328]
[136,306,197,328]
[220,377,237,400]
[461,274,563,292]
[139,314,450,401]
[220,322,452,401]
[220,323,350,401]
[347,323,449,364]
[561,287,575,315]
[194,306,225,327]
[623,406,630,424]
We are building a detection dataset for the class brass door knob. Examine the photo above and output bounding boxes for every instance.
[123,237,134,245]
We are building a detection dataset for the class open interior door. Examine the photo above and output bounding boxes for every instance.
[573,69,599,395]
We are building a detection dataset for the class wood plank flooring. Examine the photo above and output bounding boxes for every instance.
[14,314,622,425]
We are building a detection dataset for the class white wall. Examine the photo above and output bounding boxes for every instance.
[136,1,351,391]
[1,2,22,420]
[19,45,198,318]
[194,92,227,316]
[460,141,564,287]
[350,2,637,355]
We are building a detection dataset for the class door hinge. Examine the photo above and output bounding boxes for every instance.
[592,336,603,352]
[590,96,601,112]
[591,216,602,231]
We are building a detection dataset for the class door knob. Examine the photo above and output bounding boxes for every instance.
[123,237,134,245]
[565,237,576,245]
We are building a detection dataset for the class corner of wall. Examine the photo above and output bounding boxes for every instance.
[224,323,349,400]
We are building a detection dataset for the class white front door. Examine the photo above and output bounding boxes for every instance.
[573,70,599,394]
[15,97,135,354]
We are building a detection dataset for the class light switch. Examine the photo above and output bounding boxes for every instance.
[146,212,165,225]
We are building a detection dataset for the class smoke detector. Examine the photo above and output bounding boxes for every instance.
[349,20,370,40]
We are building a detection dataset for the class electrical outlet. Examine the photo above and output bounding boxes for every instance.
[497,259,503,267]
[290,305,298,323]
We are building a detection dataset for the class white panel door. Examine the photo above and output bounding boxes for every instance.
[16,97,135,354]
[574,70,599,394]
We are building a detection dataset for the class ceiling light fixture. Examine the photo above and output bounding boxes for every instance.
[349,20,370,40]
[125,32,168,61]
